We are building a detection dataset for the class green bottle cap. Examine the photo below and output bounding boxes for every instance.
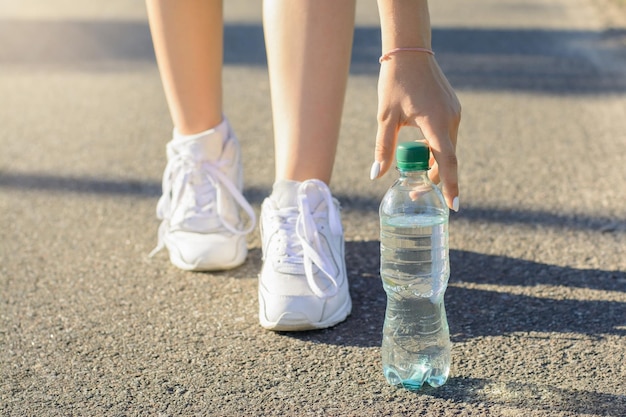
[396,141,430,171]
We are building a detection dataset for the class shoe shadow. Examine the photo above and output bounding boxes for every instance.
[285,243,625,348]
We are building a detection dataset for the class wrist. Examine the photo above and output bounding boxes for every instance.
[378,0,432,52]
[379,47,434,64]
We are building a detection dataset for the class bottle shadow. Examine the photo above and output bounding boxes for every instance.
[283,242,626,415]
[286,242,625,348]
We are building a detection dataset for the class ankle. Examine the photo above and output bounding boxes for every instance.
[270,179,301,208]
[173,117,230,145]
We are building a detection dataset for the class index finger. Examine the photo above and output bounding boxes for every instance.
[371,113,400,180]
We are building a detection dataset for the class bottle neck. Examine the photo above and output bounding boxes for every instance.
[397,168,429,178]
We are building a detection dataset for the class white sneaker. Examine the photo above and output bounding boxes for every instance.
[150,119,256,271]
[259,179,352,331]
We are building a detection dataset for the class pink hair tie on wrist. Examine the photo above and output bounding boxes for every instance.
[379,47,435,63]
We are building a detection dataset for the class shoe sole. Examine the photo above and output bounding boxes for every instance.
[169,250,247,271]
[166,236,248,272]
[258,289,352,331]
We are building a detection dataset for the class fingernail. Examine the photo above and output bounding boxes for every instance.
[452,196,460,212]
[370,161,381,180]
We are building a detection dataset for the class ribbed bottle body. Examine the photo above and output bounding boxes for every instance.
[379,171,451,390]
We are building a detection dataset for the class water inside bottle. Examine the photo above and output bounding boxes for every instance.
[380,213,451,389]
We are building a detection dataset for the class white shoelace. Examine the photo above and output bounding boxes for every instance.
[149,152,256,257]
[269,180,343,298]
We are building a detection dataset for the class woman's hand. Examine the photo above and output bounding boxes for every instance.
[371,52,461,211]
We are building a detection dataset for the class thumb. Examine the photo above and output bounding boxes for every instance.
[371,115,399,180]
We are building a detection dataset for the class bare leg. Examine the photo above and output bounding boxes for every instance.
[146,0,223,135]
[263,0,356,185]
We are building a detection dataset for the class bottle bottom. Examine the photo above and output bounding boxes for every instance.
[383,362,449,390]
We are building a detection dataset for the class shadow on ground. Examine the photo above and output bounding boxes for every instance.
[1,174,624,235]
[284,245,625,415]
[286,245,625,349]
[280,243,625,415]
[0,19,624,93]
[424,376,626,416]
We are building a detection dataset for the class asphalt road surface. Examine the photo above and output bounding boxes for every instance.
[1,0,625,416]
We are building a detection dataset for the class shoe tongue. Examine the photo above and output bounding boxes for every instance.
[271,180,301,208]
[300,183,326,210]
[271,179,327,210]
[171,126,226,161]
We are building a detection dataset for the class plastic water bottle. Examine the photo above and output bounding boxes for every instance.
[379,141,451,390]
